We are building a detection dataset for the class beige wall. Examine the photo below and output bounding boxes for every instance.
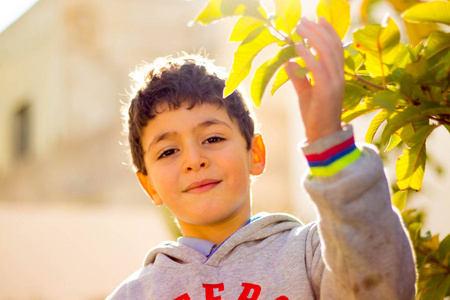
[0,0,59,173]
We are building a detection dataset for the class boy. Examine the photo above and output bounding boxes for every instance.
[107,18,416,299]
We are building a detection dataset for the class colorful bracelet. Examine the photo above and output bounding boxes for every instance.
[305,136,361,177]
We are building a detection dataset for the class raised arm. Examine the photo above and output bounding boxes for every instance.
[286,18,417,299]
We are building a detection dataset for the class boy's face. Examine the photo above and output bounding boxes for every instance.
[136,103,265,229]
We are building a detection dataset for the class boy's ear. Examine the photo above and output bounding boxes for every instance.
[250,133,266,176]
[136,172,163,206]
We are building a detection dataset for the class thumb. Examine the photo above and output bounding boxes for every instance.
[284,61,310,95]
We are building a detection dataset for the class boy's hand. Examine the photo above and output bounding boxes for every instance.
[285,17,345,143]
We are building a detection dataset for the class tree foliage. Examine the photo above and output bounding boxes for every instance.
[194,0,450,298]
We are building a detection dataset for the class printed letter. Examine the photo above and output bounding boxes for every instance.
[238,283,261,300]
[203,283,224,300]
[275,297,289,300]
[174,293,191,300]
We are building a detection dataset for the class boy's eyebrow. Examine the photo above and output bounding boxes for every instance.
[147,118,232,152]
[196,118,232,130]
[148,131,178,152]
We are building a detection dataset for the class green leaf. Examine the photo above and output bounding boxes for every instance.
[270,57,306,95]
[390,43,424,82]
[250,45,297,106]
[396,125,437,191]
[195,0,223,24]
[273,0,301,36]
[419,274,450,300]
[229,16,266,42]
[399,120,430,148]
[381,103,450,146]
[353,18,400,78]
[316,0,351,40]
[408,124,437,147]
[291,30,303,43]
[387,117,428,150]
[421,234,440,251]
[224,26,280,97]
[397,60,434,103]
[424,31,450,60]
[396,146,425,191]
[343,81,369,110]
[437,235,450,267]
[271,67,290,95]
[373,90,401,113]
[343,49,355,75]
[342,101,378,123]
[392,190,407,211]
[385,132,402,151]
[195,0,266,25]
[391,43,416,70]
[404,17,438,46]
[365,110,387,143]
[437,275,450,300]
[353,18,400,62]
[416,252,430,271]
[364,54,391,78]
[402,1,450,26]
[344,43,365,73]
[405,55,429,82]
[431,51,450,85]
[408,221,422,242]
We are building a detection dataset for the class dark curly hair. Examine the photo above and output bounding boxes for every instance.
[124,54,256,175]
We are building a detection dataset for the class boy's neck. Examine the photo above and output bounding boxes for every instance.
[177,208,252,246]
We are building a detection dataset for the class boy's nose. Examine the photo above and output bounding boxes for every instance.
[183,145,209,173]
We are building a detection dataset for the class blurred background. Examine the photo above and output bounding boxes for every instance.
[0,0,448,299]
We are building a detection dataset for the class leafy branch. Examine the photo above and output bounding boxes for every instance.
[194,0,450,298]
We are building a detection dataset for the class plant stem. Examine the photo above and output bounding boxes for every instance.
[429,116,450,126]
[415,245,450,273]
[399,91,417,106]
[263,19,286,42]
[345,71,384,91]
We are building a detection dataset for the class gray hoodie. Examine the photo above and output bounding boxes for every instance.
[107,127,416,300]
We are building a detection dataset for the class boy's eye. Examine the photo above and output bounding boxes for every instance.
[204,136,225,144]
[158,149,178,159]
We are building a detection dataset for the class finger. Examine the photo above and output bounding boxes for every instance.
[295,43,328,88]
[297,18,343,77]
[296,26,339,80]
[298,19,342,77]
[284,60,311,96]
[318,17,344,66]
[318,18,344,54]
[302,18,338,50]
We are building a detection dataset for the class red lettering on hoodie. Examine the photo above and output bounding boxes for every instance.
[173,283,289,300]
[203,283,225,300]
[238,283,262,299]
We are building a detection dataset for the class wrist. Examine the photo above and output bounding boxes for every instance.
[301,124,361,177]
[305,123,342,143]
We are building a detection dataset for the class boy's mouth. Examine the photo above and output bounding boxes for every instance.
[184,179,222,193]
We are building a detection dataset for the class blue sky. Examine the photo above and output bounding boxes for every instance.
[0,0,40,33]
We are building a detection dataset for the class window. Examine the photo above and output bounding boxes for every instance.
[14,104,31,158]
